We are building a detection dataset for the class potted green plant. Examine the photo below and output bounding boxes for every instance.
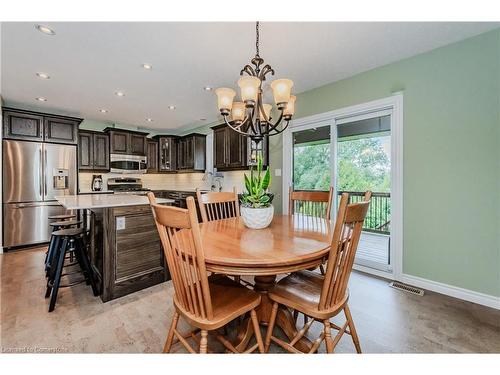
[240,156,274,229]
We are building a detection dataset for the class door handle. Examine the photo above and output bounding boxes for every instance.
[44,148,48,195]
[40,146,44,198]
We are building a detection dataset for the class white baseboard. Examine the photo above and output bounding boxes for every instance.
[400,274,500,310]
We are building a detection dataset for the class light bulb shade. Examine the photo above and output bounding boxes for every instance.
[231,102,246,122]
[283,95,296,117]
[238,76,261,104]
[271,79,294,107]
[215,87,236,115]
[260,103,272,122]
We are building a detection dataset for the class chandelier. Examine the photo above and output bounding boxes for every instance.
[215,22,296,143]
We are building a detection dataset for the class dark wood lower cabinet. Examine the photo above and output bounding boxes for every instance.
[89,205,169,302]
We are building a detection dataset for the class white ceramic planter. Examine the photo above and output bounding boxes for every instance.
[240,205,274,229]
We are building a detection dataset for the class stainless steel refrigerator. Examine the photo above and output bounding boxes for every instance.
[3,140,77,248]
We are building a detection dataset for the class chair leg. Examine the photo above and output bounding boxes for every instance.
[264,302,279,352]
[323,320,334,353]
[48,238,68,312]
[163,312,179,353]
[319,264,326,275]
[250,309,265,353]
[344,304,362,353]
[199,330,208,354]
[76,237,98,296]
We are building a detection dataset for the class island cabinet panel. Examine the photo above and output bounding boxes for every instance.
[90,205,169,302]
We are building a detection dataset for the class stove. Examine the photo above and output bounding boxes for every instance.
[107,177,151,195]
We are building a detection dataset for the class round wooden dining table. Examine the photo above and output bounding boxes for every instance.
[199,214,333,352]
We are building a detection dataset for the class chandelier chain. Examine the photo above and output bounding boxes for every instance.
[256,21,260,56]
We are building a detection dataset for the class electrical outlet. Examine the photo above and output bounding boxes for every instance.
[274,169,282,177]
[116,217,126,230]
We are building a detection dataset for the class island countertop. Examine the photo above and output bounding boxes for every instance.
[55,194,174,210]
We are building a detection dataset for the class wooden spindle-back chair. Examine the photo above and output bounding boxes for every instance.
[289,186,334,220]
[148,192,264,354]
[196,188,240,223]
[264,192,371,354]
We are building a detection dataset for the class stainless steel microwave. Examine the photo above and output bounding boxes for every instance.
[110,154,147,174]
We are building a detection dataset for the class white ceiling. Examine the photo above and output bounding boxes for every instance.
[1,22,498,132]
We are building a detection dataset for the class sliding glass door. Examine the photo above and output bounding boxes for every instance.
[286,108,394,275]
[336,111,392,272]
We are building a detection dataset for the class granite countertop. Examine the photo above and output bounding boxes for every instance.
[56,194,174,210]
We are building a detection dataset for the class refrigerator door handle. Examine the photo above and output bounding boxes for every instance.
[40,146,44,198]
[44,146,48,198]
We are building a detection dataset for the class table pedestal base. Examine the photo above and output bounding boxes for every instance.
[234,275,312,353]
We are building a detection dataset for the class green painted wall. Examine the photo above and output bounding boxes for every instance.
[269,29,499,296]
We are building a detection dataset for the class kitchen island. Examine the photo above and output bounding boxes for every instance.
[56,194,174,302]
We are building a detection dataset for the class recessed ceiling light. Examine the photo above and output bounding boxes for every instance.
[35,24,55,35]
[115,91,125,97]
[141,63,153,70]
[99,109,108,113]
[146,118,153,122]
[36,97,47,102]
[36,72,50,79]
[168,105,176,110]
[203,86,213,91]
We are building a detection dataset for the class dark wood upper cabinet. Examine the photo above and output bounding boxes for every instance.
[93,133,110,170]
[78,130,109,171]
[2,108,81,144]
[176,134,206,172]
[130,134,147,155]
[78,131,93,170]
[44,116,79,144]
[211,124,268,171]
[146,140,159,173]
[153,135,178,173]
[105,128,148,156]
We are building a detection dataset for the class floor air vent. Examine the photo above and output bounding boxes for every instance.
[389,281,424,296]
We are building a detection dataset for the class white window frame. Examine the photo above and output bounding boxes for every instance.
[282,93,404,280]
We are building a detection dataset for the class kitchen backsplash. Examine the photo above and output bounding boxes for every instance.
[79,171,247,193]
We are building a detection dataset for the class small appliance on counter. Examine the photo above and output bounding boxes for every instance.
[91,174,103,191]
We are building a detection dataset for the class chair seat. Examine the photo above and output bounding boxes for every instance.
[52,227,85,237]
[50,220,82,227]
[174,274,261,330]
[269,270,348,320]
[49,214,76,220]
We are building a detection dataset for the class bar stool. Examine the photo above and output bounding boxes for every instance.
[45,227,98,312]
[48,214,76,221]
[45,220,82,276]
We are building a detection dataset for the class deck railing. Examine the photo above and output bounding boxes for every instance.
[338,191,390,235]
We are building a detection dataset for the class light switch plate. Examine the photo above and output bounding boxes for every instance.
[116,216,126,230]
[274,169,282,177]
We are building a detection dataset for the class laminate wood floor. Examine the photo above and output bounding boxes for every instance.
[1,247,499,353]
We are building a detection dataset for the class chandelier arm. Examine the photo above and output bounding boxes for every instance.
[268,119,291,136]
[257,97,269,123]
[266,110,285,133]
[240,64,257,77]
[223,115,254,136]
[258,64,275,81]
